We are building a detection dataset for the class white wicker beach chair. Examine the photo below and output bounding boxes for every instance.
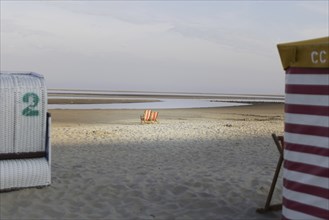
[0,72,51,191]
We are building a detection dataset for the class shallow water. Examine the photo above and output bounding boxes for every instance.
[48,98,249,110]
[48,90,283,109]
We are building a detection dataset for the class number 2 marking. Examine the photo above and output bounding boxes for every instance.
[22,93,40,116]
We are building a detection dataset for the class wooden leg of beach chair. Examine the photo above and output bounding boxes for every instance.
[256,133,284,213]
[257,154,283,213]
[272,133,284,157]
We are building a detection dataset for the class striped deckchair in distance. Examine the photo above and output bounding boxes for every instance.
[150,111,159,123]
[140,110,159,124]
[140,110,152,124]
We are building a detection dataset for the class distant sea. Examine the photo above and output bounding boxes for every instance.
[48,89,284,110]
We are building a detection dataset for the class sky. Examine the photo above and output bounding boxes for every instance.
[1,1,328,95]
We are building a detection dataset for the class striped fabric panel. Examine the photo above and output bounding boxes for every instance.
[145,110,151,121]
[285,104,329,116]
[286,85,329,95]
[285,113,328,128]
[285,94,329,106]
[282,179,329,219]
[285,132,329,149]
[286,74,328,85]
[284,188,329,213]
[285,142,329,157]
[284,157,328,178]
[284,189,329,215]
[285,154,329,174]
[151,112,158,121]
[284,178,329,199]
[283,67,329,220]
[285,123,329,137]
[284,169,329,189]
[287,67,329,74]
[282,209,323,220]
[283,197,329,219]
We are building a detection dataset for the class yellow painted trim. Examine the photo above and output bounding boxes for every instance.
[277,37,329,69]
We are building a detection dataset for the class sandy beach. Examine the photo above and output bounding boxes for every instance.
[0,103,285,220]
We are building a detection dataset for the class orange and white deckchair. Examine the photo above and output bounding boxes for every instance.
[150,111,159,123]
[140,110,152,124]
[140,110,159,124]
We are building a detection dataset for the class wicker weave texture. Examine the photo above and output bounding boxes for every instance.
[0,158,51,190]
[0,75,15,153]
[0,72,47,153]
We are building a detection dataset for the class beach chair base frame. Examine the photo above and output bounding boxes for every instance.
[256,204,282,213]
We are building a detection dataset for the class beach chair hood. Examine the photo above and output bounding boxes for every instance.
[277,36,329,69]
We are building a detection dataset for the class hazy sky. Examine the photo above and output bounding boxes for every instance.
[1,1,328,94]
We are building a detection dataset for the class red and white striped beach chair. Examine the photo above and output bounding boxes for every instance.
[277,37,329,219]
[140,110,159,124]
[140,110,152,124]
[150,111,159,123]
